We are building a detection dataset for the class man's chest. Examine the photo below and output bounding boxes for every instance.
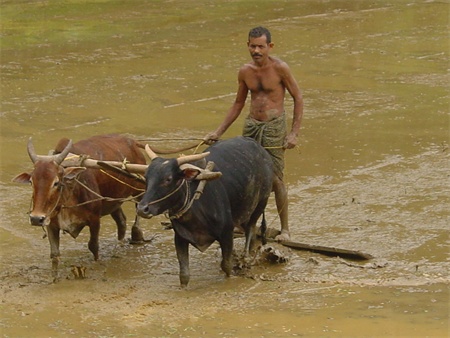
[245,68,282,93]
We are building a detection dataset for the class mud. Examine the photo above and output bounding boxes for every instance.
[1,144,448,337]
[1,0,448,337]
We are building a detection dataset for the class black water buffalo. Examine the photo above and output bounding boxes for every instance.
[13,134,147,279]
[137,136,273,287]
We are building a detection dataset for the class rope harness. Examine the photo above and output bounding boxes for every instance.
[99,169,145,191]
[29,171,145,220]
[166,180,194,220]
[62,177,145,209]
[139,179,199,220]
[30,184,64,239]
[30,138,295,230]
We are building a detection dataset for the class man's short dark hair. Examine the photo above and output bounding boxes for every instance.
[248,26,271,44]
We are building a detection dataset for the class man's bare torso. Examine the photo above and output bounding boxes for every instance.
[241,57,286,121]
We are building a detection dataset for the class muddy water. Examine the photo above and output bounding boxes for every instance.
[1,1,448,337]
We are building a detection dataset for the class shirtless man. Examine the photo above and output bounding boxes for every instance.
[204,26,303,241]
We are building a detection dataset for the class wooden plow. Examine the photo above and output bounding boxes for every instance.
[234,231,373,261]
[266,237,373,261]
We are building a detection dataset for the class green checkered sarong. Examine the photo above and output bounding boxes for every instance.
[242,112,286,179]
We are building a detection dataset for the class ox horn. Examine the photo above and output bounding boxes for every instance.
[176,152,210,166]
[27,137,73,164]
[145,144,159,160]
[54,139,73,165]
[27,138,39,164]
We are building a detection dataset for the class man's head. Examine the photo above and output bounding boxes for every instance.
[247,26,273,64]
[248,26,271,44]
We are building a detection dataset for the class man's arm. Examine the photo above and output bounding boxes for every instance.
[279,62,303,149]
[204,68,249,143]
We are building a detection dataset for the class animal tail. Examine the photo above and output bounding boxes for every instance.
[260,211,267,246]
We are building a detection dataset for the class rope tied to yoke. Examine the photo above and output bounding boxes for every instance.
[99,169,145,191]
[55,154,146,208]
[61,175,144,209]
[137,179,195,220]
[166,180,193,220]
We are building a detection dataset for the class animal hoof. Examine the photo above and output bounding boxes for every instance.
[129,235,156,245]
[131,227,145,243]
[71,265,87,279]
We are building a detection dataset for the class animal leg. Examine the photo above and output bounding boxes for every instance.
[243,222,256,257]
[260,212,267,246]
[174,232,190,287]
[111,207,127,241]
[88,222,100,260]
[47,225,61,280]
[219,229,233,277]
[130,213,145,244]
[244,204,268,256]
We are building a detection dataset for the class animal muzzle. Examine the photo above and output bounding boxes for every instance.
[29,213,48,226]
[136,203,156,219]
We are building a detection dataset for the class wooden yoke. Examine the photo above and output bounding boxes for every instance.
[61,153,148,173]
[61,153,222,181]
[194,161,217,200]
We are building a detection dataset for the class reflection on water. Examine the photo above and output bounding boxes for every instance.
[1,0,448,336]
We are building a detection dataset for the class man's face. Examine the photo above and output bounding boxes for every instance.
[247,35,273,63]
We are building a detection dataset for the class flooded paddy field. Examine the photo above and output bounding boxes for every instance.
[1,1,448,337]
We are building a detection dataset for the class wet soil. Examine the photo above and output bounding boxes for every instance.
[1,145,448,337]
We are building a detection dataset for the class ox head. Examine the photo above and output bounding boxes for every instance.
[12,138,85,226]
[136,145,210,218]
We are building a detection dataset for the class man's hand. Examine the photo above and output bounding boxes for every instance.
[203,131,220,145]
[283,132,298,149]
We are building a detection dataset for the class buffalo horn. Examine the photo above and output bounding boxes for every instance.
[145,144,158,160]
[145,144,210,164]
[176,152,210,166]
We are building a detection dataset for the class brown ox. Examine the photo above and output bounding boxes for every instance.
[13,134,147,279]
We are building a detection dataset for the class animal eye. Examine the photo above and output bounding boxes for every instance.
[162,176,172,186]
[53,180,60,188]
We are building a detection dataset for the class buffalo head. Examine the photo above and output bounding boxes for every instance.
[136,145,209,218]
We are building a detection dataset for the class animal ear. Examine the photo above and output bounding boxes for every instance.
[12,172,31,184]
[181,167,200,181]
[63,167,86,180]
